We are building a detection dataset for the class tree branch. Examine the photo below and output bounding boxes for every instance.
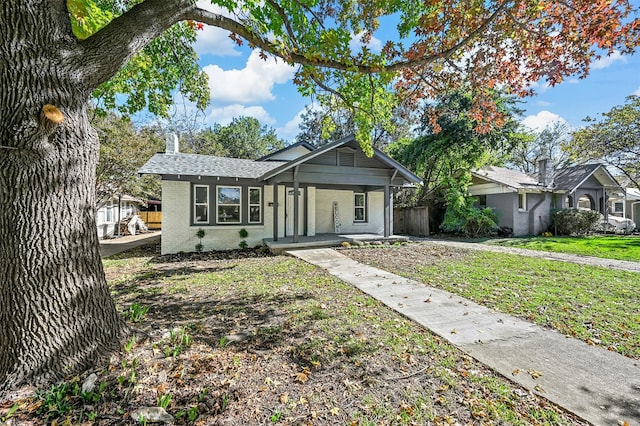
[79,0,511,95]
[80,0,194,89]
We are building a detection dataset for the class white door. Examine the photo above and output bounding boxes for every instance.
[286,188,304,236]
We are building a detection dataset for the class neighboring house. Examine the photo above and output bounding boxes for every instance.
[96,195,143,239]
[138,135,421,254]
[469,161,626,236]
[618,187,640,230]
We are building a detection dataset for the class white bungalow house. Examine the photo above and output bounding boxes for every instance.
[138,135,422,254]
[96,195,143,239]
[469,161,627,236]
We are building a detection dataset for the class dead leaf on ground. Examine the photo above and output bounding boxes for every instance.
[296,371,309,383]
[527,369,543,379]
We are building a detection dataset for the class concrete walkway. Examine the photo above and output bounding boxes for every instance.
[99,231,161,258]
[288,248,640,426]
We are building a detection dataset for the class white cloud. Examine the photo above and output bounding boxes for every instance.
[521,111,569,132]
[632,86,640,97]
[193,1,242,56]
[205,104,275,126]
[592,50,626,70]
[203,50,295,103]
[194,26,241,57]
[275,103,322,141]
[528,80,552,94]
[276,109,305,141]
[349,31,382,54]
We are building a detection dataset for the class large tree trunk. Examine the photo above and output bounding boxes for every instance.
[0,3,123,391]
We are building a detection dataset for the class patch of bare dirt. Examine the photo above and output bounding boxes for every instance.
[340,242,469,274]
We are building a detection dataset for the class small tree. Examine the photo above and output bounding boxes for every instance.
[238,228,249,250]
[440,174,499,237]
[195,229,206,252]
[565,96,640,188]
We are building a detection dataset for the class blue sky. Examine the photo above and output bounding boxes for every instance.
[189,1,640,142]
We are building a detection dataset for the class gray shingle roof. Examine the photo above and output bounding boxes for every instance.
[473,166,540,189]
[553,164,601,190]
[138,153,286,179]
[474,163,622,193]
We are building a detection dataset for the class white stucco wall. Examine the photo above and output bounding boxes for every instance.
[161,181,280,254]
[162,183,390,253]
[161,180,191,254]
[315,189,384,234]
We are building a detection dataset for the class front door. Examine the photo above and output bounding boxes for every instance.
[286,187,304,236]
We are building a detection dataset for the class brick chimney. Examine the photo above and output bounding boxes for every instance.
[165,133,179,154]
[538,158,554,187]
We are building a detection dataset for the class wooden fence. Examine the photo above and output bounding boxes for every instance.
[394,207,429,237]
[140,211,162,230]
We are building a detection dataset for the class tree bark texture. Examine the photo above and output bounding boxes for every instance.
[0,2,123,390]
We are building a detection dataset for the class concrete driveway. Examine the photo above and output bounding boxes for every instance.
[99,231,161,258]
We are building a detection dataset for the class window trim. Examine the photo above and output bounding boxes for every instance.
[248,187,262,224]
[194,185,209,224]
[354,192,367,222]
[216,185,242,224]
[613,202,624,214]
[105,201,113,223]
[518,192,527,211]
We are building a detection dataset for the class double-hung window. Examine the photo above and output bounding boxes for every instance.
[614,202,624,214]
[217,186,241,223]
[194,185,209,224]
[248,187,262,223]
[354,193,366,222]
[518,193,527,211]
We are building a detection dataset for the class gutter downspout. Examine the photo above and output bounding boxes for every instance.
[528,192,547,235]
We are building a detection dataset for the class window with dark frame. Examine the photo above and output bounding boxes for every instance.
[248,187,262,223]
[354,193,366,222]
[194,185,209,224]
[217,186,241,223]
[518,193,527,211]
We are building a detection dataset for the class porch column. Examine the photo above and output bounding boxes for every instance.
[293,180,300,243]
[273,184,279,241]
[384,185,390,237]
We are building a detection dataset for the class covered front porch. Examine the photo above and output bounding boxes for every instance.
[263,233,409,254]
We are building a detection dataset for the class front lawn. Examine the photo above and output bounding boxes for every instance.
[1,245,584,425]
[344,244,640,359]
[486,235,640,262]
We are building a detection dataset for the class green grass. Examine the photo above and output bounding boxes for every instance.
[7,250,586,424]
[487,235,640,262]
[382,249,640,358]
[104,254,580,425]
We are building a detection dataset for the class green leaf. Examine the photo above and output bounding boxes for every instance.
[67,0,113,40]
